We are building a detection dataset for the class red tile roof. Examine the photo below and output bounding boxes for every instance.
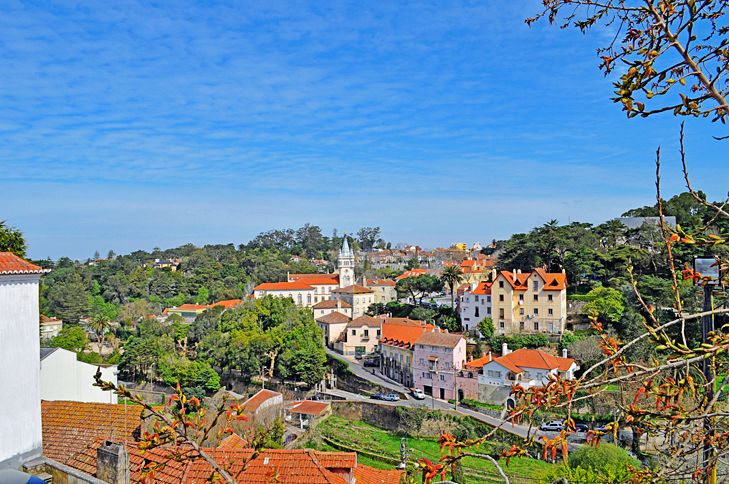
[212,298,243,309]
[354,465,403,484]
[241,389,282,414]
[396,268,428,280]
[290,273,340,285]
[332,284,373,294]
[381,320,434,349]
[464,355,492,368]
[347,315,380,327]
[287,400,331,416]
[41,401,143,464]
[366,278,396,287]
[316,311,351,324]
[534,268,568,290]
[0,252,47,275]
[312,299,352,309]
[467,281,492,295]
[67,442,352,483]
[415,331,464,349]
[174,303,210,311]
[492,348,575,373]
[254,281,315,291]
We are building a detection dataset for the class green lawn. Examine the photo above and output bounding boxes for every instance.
[316,415,554,483]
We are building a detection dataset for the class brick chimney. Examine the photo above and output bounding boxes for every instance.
[96,441,129,484]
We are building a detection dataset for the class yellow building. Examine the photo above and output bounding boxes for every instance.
[489,269,567,336]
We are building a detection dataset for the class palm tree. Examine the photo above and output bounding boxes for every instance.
[89,317,112,352]
[441,265,464,309]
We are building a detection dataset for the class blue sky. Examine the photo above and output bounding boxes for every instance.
[1,1,726,260]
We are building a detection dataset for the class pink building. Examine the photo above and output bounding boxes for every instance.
[455,354,492,401]
[412,331,467,401]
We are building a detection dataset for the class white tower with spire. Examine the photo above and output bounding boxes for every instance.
[338,237,355,288]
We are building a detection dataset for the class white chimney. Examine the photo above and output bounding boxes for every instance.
[491,269,497,280]
[471,282,477,291]
[502,342,509,355]
[562,348,568,358]
[488,351,492,362]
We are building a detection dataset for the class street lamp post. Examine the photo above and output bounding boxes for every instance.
[694,257,722,483]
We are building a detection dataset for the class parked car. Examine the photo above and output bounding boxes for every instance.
[575,423,589,433]
[383,393,400,402]
[371,392,386,400]
[355,353,363,360]
[411,389,426,400]
[540,421,564,432]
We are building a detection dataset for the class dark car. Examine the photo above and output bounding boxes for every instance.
[575,423,589,433]
[355,353,363,360]
[371,392,386,400]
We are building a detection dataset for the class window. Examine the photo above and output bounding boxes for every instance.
[475,307,480,318]
[533,295,538,302]
[533,281,538,291]
[533,322,539,331]
[364,329,369,337]
[419,358,424,365]
[487,307,491,314]
[499,321,505,329]
[440,374,445,381]
[548,294,553,302]
[351,329,356,335]
[475,295,479,302]
[533,308,539,315]
[464,317,470,321]
[499,281,504,288]
[499,295,504,302]
[487,295,491,302]
[519,321,525,330]
[487,370,502,378]
[519,294,524,301]
[377,329,381,336]
[519,308,524,315]
[548,308,553,315]
[297,294,303,304]
[307,294,312,304]
[499,308,504,318]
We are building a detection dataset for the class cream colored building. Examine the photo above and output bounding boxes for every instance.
[316,311,351,347]
[253,281,317,307]
[331,284,375,318]
[335,315,381,356]
[312,299,353,319]
[366,278,397,304]
[490,269,567,336]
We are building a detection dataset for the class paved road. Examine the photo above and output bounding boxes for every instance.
[326,347,407,394]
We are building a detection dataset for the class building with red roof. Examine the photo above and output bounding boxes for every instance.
[379,318,434,387]
[490,268,568,336]
[480,345,578,392]
[0,252,49,468]
[459,281,493,334]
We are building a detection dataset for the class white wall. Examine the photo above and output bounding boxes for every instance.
[0,274,42,467]
[40,348,118,404]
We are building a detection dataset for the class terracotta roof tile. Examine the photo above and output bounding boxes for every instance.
[331,284,373,294]
[290,273,340,285]
[395,268,428,280]
[354,464,403,484]
[0,252,47,275]
[241,389,282,414]
[415,331,464,348]
[312,299,352,309]
[254,282,315,291]
[493,348,575,373]
[41,401,143,464]
[467,281,492,295]
[381,320,434,348]
[287,400,330,416]
[316,311,351,324]
[365,278,396,287]
[347,315,380,327]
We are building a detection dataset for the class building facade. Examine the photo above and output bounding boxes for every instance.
[459,281,492,334]
[479,346,578,389]
[40,347,118,403]
[489,269,567,336]
[380,318,433,387]
[412,331,467,401]
[334,315,381,356]
[0,252,47,468]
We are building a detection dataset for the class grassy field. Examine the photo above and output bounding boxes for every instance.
[315,415,554,483]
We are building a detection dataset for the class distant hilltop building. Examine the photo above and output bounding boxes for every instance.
[617,216,677,230]
[253,238,396,312]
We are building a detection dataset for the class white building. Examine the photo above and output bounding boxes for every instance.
[40,315,63,340]
[40,347,118,404]
[0,252,48,468]
[479,345,578,389]
[459,281,492,334]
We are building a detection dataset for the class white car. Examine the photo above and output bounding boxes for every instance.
[540,421,564,432]
[412,389,426,400]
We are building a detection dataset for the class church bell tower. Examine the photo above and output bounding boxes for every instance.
[338,237,355,288]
